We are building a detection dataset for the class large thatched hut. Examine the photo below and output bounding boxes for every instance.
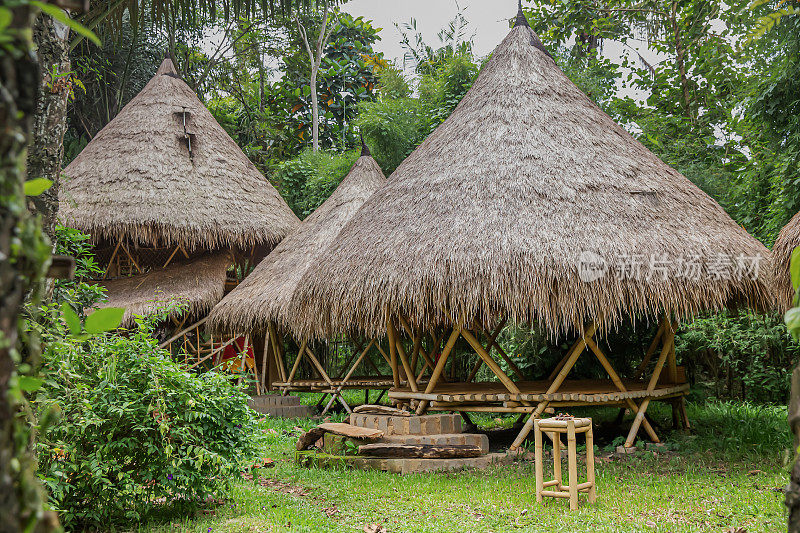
[207,146,396,406]
[59,56,299,378]
[772,211,800,310]
[290,7,772,447]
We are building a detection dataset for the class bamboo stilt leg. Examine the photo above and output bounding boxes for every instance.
[399,316,436,375]
[287,340,307,384]
[394,334,419,392]
[585,336,659,443]
[625,321,674,447]
[102,240,123,279]
[510,322,600,450]
[260,332,270,390]
[633,318,666,379]
[416,328,461,415]
[387,320,399,389]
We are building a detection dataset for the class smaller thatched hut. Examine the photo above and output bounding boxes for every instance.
[59,57,298,252]
[207,146,391,405]
[771,211,800,310]
[94,253,230,327]
[59,56,299,376]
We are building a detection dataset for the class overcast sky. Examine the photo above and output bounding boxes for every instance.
[341,0,519,67]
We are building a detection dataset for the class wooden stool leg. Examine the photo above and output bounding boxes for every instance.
[568,421,578,511]
[586,423,596,504]
[552,431,562,490]
[534,420,543,503]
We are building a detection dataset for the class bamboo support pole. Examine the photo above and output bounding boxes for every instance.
[416,328,461,415]
[624,322,674,447]
[461,328,520,395]
[510,321,600,450]
[585,336,659,442]
[394,334,419,392]
[237,336,249,386]
[159,316,209,349]
[102,239,123,279]
[120,243,143,274]
[187,336,238,370]
[286,340,307,384]
[399,315,436,375]
[261,331,271,390]
[633,318,666,379]
[535,420,544,503]
[387,319,399,389]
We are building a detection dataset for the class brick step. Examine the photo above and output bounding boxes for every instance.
[380,433,489,454]
[353,451,515,474]
[350,413,463,436]
[250,404,313,419]
[248,394,302,409]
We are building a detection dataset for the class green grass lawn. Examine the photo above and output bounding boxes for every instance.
[139,400,790,533]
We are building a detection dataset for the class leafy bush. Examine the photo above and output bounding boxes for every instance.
[676,311,798,404]
[34,310,259,528]
[275,148,360,217]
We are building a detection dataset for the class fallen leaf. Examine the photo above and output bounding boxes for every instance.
[323,506,339,517]
[363,524,387,533]
[726,528,747,533]
[748,469,763,476]
[645,520,656,528]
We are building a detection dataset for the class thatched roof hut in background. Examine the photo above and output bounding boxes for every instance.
[207,146,386,334]
[771,211,800,310]
[95,253,230,327]
[291,13,771,341]
[59,57,299,251]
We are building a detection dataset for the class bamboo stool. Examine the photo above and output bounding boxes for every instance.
[534,416,596,510]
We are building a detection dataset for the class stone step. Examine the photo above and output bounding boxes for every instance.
[381,433,489,454]
[350,413,463,436]
[248,394,301,409]
[353,451,516,474]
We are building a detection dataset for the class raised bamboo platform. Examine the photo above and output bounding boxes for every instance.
[389,379,689,410]
[274,377,406,392]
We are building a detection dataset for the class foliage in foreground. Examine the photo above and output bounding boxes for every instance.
[33,312,260,528]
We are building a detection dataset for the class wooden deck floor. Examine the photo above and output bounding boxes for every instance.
[388,379,689,405]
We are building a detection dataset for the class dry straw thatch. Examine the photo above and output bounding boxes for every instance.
[290,16,772,340]
[206,150,386,334]
[92,253,230,326]
[59,57,299,250]
[771,211,800,310]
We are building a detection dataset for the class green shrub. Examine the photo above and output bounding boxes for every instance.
[34,311,259,528]
[275,148,361,218]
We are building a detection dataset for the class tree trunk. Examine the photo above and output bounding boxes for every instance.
[27,13,71,240]
[0,6,56,532]
[787,364,800,532]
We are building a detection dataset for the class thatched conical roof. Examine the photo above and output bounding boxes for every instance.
[59,57,299,250]
[290,16,771,339]
[771,212,800,310]
[91,253,230,326]
[206,150,386,334]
